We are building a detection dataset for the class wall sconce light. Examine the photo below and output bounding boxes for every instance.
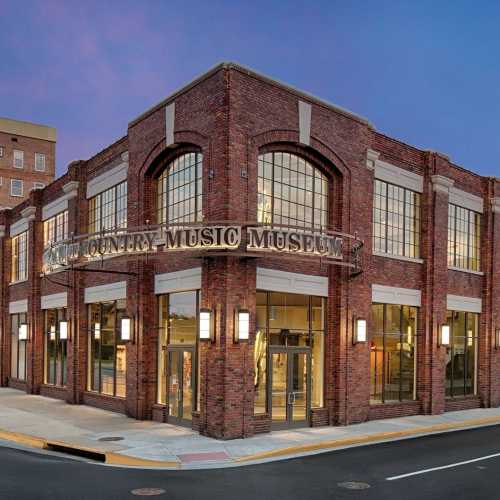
[94,322,101,340]
[496,329,500,349]
[121,316,132,342]
[353,318,367,344]
[439,324,451,346]
[199,308,214,341]
[19,323,28,341]
[49,325,56,341]
[59,321,69,341]
[234,309,250,342]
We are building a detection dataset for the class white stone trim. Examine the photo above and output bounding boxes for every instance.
[84,281,127,303]
[491,197,500,214]
[448,266,484,276]
[21,206,36,221]
[256,267,328,297]
[9,218,28,237]
[372,284,421,307]
[0,225,6,238]
[447,294,482,313]
[372,251,424,264]
[155,267,202,295]
[366,149,380,171]
[431,175,454,194]
[86,161,128,199]
[62,181,79,199]
[374,159,423,193]
[165,102,175,147]
[9,299,28,314]
[449,187,483,213]
[41,292,67,309]
[42,195,69,221]
[298,100,311,146]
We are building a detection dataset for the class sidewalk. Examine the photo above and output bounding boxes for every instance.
[1,388,500,470]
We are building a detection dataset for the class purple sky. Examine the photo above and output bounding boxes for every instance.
[1,0,499,177]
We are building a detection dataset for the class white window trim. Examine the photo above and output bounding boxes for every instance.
[13,149,24,169]
[372,251,424,264]
[41,292,67,309]
[448,266,484,276]
[84,281,127,303]
[449,187,483,213]
[34,152,46,172]
[0,146,4,157]
[372,284,421,307]
[86,160,128,199]
[155,268,201,295]
[256,267,328,297]
[9,299,28,314]
[446,294,482,313]
[10,179,23,197]
[371,156,423,193]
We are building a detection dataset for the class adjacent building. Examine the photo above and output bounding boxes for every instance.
[0,117,56,208]
[0,62,499,439]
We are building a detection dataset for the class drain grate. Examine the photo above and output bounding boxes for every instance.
[338,481,371,490]
[131,488,166,497]
[98,436,124,442]
[45,442,106,462]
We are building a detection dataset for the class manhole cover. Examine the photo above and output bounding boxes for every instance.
[98,436,124,442]
[338,481,371,490]
[131,488,166,496]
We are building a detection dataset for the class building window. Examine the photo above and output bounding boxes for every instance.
[157,152,203,225]
[13,149,23,169]
[88,181,127,233]
[35,153,46,172]
[11,313,27,380]
[88,300,127,397]
[10,179,23,197]
[43,210,68,247]
[0,146,4,157]
[33,182,45,190]
[373,179,421,258]
[157,291,199,420]
[447,204,481,271]
[11,231,28,282]
[257,152,328,230]
[370,304,417,403]
[445,311,478,397]
[44,308,67,386]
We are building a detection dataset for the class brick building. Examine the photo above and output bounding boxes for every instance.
[0,62,499,439]
[0,117,56,208]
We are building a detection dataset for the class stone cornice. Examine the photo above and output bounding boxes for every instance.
[491,197,500,214]
[62,181,79,199]
[0,225,6,238]
[366,149,380,171]
[20,206,36,221]
[431,175,454,194]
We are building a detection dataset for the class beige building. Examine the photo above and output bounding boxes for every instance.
[0,117,56,209]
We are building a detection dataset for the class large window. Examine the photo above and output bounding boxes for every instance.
[88,300,127,397]
[447,204,481,271]
[11,313,27,381]
[13,149,23,169]
[11,231,28,282]
[255,291,325,414]
[373,179,421,258]
[35,153,46,172]
[157,152,203,225]
[88,182,127,234]
[44,308,67,386]
[43,210,68,247]
[370,304,417,403]
[445,311,478,397]
[257,152,328,230]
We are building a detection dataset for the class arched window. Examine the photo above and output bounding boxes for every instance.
[157,152,203,224]
[257,152,328,230]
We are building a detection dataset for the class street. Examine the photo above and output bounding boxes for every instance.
[1,426,500,499]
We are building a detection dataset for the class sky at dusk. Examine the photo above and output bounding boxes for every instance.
[1,0,499,177]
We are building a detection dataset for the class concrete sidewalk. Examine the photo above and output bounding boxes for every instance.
[1,388,500,470]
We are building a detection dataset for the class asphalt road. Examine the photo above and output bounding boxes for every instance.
[2,425,500,500]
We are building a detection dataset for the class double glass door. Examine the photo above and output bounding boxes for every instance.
[167,347,194,426]
[269,348,311,429]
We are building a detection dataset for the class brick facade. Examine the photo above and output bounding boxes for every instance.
[0,63,499,439]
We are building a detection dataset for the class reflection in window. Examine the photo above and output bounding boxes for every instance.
[370,304,417,403]
[157,153,203,225]
[88,300,127,397]
[257,152,328,230]
[447,204,481,271]
[43,210,68,247]
[373,179,420,258]
[44,308,67,386]
[445,311,478,397]
[88,181,127,234]
[11,313,27,380]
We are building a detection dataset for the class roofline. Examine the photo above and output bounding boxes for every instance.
[129,61,373,129]
[0,116,57,142]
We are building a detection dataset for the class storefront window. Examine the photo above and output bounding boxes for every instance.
[11,313,27,380]
[257,152,328,231]
[157,290,199,411]
[88,300,127,397]
[370,304,417,403]
[157,152,203,225]
[447,204,481,271]
[44,308,67,386]
[445,311,478,397]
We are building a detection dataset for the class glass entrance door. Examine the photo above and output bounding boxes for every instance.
[167,348,194,426]
[269,348,310,429]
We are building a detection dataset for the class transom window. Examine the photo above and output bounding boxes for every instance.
[88,181,127,233]
[257,152,328,231]
[43,210,68,247]
[373,179,421,259]
[447,204,481,271]
[157,152,203,225]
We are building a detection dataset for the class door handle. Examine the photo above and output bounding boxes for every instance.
[287,392,293,405]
